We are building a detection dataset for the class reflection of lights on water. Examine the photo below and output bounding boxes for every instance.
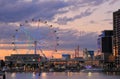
[67,72,72,77]
[53,72,56,75]
[88,72,92,76]
[32,72,35,77]
[11,73,16,78]
[32,72,41,79]
[41,72,46,77]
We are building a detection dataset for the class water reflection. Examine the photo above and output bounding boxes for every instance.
[41,72,47,77]
[66,72,73,77]
[88,72,92,76]
[11,72,16,78]
[6,72,120,79]
[32,72,40,79]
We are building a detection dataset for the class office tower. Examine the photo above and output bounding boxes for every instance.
[98,30,113,61]
[113,9,120,56]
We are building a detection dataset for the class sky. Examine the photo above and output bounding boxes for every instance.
[0,0,120,59]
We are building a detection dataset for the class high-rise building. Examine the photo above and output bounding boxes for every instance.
[113,9,120,56]
[98,30,113,53]
[98,30,113,61]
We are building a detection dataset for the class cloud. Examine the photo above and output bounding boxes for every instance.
[0,23,17,41]
[0,0,69,22]
[0,22,58,50]
[89,20,97,24]
[109,22,113,25]
[109,0,120,5]
[0,0,117,52]
[57,29,98,50]
[79,0,107,6]
[54,0,109,25]
[67,0,107,7]
[0,0,108,24]
[56,8,96,25]
[106,10,114,14]
[102,19,112,25]
[102,19,112,21]
[0,22,98,51]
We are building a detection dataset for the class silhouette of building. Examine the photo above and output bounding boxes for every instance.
[98,30,113,61]
[113,9,120,56]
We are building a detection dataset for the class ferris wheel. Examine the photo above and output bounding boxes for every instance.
[12,19,59,58]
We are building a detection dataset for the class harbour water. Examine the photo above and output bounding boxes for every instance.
[5,72,120,79]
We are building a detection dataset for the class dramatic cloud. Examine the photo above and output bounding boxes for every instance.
[0,0,120,56]
[0,22,97,51]
[0,0,69,22]
[0,0,108,23]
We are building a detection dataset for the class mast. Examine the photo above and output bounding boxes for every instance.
[34,41,37,54]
